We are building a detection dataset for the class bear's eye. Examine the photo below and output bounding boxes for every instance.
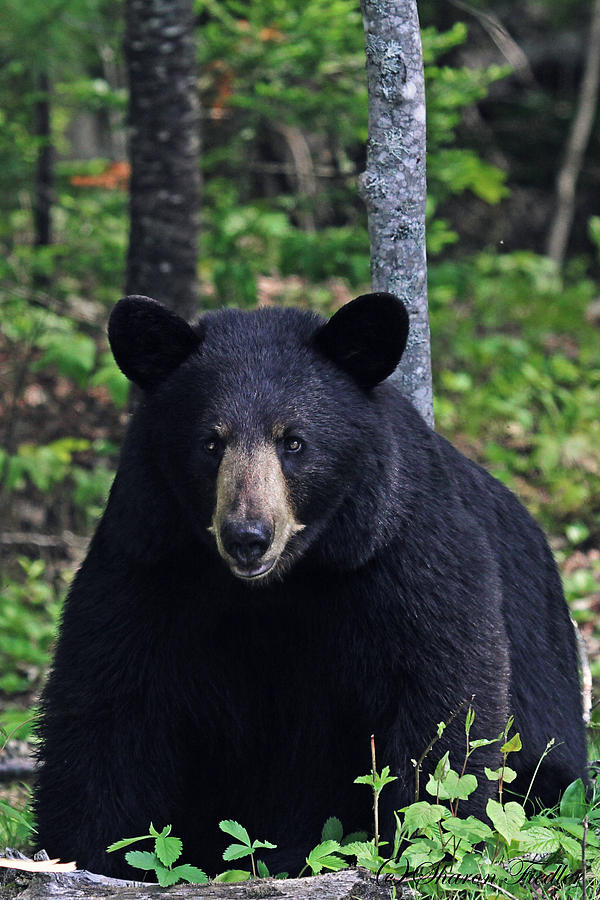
[203,436,221,455]
[284,436,303,454]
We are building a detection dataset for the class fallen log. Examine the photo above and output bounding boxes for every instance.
[0,856,399,900]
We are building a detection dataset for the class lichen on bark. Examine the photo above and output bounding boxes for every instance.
[359,0,433,427]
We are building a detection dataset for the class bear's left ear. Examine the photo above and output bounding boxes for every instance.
[313,292,409,389]
[108,295,203,389]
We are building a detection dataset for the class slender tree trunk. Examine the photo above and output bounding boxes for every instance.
[124,0,201,321]
[546,0,600,267]
[359,0,433,427]
[33,72,53,251]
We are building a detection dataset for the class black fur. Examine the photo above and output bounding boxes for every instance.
[35,295,586,877]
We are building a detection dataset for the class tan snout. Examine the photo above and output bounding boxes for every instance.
[210,442,304,580]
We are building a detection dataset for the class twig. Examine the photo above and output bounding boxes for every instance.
[447,0,536,86]
[413,697,471,802]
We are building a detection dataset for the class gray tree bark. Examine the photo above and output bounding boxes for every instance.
[124,0,201,321]
[358,0,433,428]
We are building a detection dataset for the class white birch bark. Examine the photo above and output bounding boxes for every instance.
[359,0,433,427]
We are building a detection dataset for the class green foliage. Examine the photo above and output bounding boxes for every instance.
[218,819,278,879]
[0,558,63,695]
[0,716,36,847]
[347,717,600,898]
[0,795,34,849]
[95,715,597,894]
[197,11,509,303]
[431,251,600,533]
[107,823,207,886]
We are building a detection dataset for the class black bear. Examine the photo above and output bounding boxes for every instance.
[35,293,586,877]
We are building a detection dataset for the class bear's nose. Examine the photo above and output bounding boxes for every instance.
[221,520,273,566]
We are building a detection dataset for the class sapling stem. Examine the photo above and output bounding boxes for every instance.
[371,733,379,852]
[522,739,557,809]
[413,697,471,802]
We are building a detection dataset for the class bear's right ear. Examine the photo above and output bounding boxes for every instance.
[108,296,203,389]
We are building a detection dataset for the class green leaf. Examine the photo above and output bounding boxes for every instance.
[486,799,526,844]
[223,843,252,861]
[464,707,475,735]
[170,864,208,884]
[341,831,368,846]
[252,839,277,850]
[107,835,152,853]
[256,860,270,878]
[124,850,159,871]
[0,801,33,831]
[219,820,251,846]
[155,833,182,866]
[213,870,251,883]
[38,332,97,384]
[433,751,450,781]
[560,778,587,820]
[516,826,560,855]
[155,863,181,887]
[500,732,522,754]
[321,816,343,842]
[353,774,374,786]
[403,802,448,836]
[558,833,585,859]
[442,816,493,843]
[469,737,500,750]
[306,840,345,873]
[485,765,517,783]
[337,841,377,858]
[426,770,478,801]
[399,839,445,870]
[458,852,483,875]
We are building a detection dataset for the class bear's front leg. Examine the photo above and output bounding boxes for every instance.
[35,699,183,878]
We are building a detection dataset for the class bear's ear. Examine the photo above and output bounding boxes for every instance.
[108,295,203,389]
[313,292,409,389]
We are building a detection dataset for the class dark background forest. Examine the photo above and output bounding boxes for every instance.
[1,0,599,848]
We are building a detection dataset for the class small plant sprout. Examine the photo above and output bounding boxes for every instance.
[483,715,522,805]
[523,737,557,809]
[106,823,207,886]
[354,734,397,851]
[412,696,473,803]
[219,819,277,879]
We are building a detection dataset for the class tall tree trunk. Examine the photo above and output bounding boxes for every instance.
[124,0,201,321]
[546,0,600,267]
[33,72,53,251]
[359,0,433,427]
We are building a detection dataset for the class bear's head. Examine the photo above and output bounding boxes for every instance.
[108,294,409,581]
